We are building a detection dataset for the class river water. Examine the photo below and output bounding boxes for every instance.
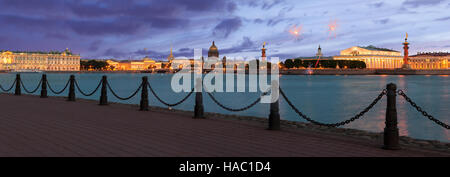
[0,73,448,142]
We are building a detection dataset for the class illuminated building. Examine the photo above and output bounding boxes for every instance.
[106,57,156,71]
[408,52,449,69]
[0,48,80,71]
[333,45,403,69]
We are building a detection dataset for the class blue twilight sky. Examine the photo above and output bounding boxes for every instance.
[0,0,449,60]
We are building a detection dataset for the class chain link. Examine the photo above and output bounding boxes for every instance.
[20,78,42,94]
[280,87,386,127]
[206,91,263,112]
[397,90,449,129]
[147,82,194,107]
[47,79,70,94]
[0,80,16,92]
[106,81,142,100]
[75,79,102,96]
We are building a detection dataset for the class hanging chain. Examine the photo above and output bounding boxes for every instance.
[106,81,142,100]
[147,82,194,107]
[74,79,102,96]
[0,80,16,92]
[47,79,70,94]
[397,90,449,129]
[20,78,42,94]
[280,87,386,127]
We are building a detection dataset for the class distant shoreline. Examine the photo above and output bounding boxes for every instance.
[0,69,449,75]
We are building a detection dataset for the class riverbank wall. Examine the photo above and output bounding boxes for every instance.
[280,69,450,75]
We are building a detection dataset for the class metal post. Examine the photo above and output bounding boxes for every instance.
[140,76,149,111]
[268,80,280,130]
[40,74,47,98]
[14,74,21,95]
[194,78,204,119]
[68,75,75,101]
[383,83,400,150]
[99,75,108,105]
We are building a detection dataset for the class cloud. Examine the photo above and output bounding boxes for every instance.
[68,19,144,36]
[368,2,384,8]
[88,40,103,52]
[402,0,445,8]
[220,36,260,54]
[213,17,242,38]
[374,18,390,24]
[435,16,450,21]
[262,0,284,10]
[254,18,264,24]
[104,48,129,58]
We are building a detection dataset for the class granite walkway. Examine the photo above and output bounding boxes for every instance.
[0,94,448,157]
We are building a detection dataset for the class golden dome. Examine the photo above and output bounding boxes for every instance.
[208,41,219,57]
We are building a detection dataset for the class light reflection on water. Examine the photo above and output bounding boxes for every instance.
[0,73,448,142]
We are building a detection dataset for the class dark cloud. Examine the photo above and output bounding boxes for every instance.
[267,19,285,26]
[68,19,144,36]
[88,40,103,52]
[44,32,70,40]
[254,18,264,24]
[262,0,284,10]
[220,36,260,54]
[368,2,384,8]
[179,48,190,52]
[213,17,242,38]
[104,48,130,58]
[435,16,450,21]
[402,0,445,8]
[374,18,390,24]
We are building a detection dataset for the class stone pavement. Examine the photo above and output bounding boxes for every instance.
[0,94,448,157]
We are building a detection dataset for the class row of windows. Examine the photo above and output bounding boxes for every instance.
[12,60,79,64]
[14,58,79,61]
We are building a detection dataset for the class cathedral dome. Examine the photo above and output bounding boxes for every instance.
[208,41,219,58]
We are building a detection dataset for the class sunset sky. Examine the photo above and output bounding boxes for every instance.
[0,0,449,60]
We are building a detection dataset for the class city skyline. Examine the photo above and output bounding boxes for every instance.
[0,0,450,60]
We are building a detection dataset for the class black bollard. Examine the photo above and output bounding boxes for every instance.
[383,83,400,150]
[67,75,75,101]
[268,80,280,130]
[140,76,149,111]
[14,74,21,95]
[194,78,204,118]
[40,74,48,98]
[99,75,108,105]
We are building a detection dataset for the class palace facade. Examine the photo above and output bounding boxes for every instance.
[106,57,157,71]
[408,52,449,69]
[0,49,80,71]
[333,46,404,69]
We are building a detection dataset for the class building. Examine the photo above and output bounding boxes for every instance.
[333,45,403,69]
[408,52,449,69]
[106,57,157,71]
[0,48,80,71]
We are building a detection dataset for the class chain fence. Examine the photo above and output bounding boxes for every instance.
[279,87,386,127]
[20,79,42,94]
[0,80,16,92]
[147,82,194,107]
[75,79,102,96]
[107,81,143,100]
[397,90,449,129]
[205,90,269,112]
[47,79,70,94]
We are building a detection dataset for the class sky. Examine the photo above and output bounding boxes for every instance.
[0,0,449,61]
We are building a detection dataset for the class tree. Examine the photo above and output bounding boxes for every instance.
[284,59,294,68]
